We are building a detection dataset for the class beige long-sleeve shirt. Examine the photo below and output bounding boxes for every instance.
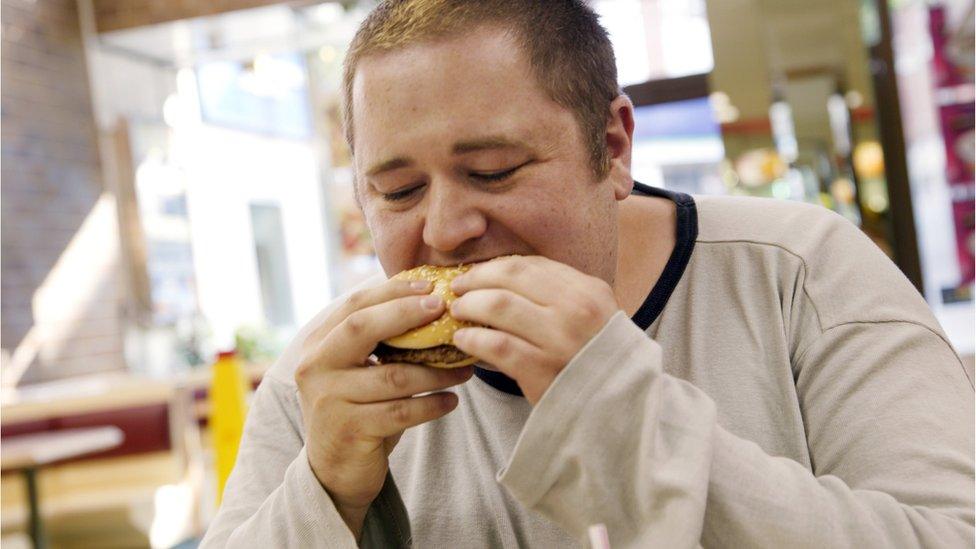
[200,188,974,548]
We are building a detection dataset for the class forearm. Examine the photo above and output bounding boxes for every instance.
[498,312,715,547]
[211,451,412,549]
[705,428,973,548]
[203,447,360,548]
[498,313,974,548]
[200,375,412,548]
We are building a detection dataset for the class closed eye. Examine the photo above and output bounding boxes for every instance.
[382,185,424,202]
[469,161,530,183]
[470,168,517,182]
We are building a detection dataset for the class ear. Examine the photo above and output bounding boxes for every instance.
[605,94,635,201]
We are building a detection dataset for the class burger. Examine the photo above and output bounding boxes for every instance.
[372,264,479,368]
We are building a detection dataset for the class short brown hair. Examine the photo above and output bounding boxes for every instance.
[342,0,621,178]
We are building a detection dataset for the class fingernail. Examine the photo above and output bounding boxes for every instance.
[411,280,431,291]
[421,295,442,310]
[450,276,465,291]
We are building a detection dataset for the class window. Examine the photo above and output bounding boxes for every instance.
[250,204,295,328]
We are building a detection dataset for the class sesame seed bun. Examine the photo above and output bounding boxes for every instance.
[373,264,478,369]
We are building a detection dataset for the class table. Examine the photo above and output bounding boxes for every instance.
[1,426,124,549]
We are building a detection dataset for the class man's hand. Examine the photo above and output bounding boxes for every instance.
[295,280,474,539]
[450,256,619,404]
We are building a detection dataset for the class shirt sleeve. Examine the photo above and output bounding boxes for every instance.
[199,374,412,548]
[497,311,975,548]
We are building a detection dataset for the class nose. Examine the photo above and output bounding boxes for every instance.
[421,180,487,253]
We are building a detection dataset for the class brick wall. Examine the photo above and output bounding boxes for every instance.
[1,0,126,382]
[92,0,291,33]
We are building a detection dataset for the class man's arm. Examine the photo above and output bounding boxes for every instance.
[198,374,412,548]
[706,319,972,547]
[199,374,359,548]
[202,274,471,548]
[497,312,974,548]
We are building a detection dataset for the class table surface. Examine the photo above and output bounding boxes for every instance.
[1,363,268,426]
[1,426,125,471]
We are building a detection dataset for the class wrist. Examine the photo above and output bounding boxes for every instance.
[305,453,371,539]
[335,501,370,541]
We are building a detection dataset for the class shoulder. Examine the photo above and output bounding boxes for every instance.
[692,195,937,331]
[694,194,849,254]
[263,272,388,388]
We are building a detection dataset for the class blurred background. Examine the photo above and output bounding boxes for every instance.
[0,0,972,547]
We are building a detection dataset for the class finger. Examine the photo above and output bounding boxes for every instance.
[450,255,574,304]
[357,392,460,438]
[336,364,473,403]
[450,289,551,349]
[339,278,434,316]
[320,294,447,368]
[452,326,547,379]
[305,278,434,344]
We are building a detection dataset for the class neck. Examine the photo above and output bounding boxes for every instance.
[613,193,677,317]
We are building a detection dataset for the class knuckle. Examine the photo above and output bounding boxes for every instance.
[294,362,312,387]
[491,335,512,358]
[578,298,603,323]
[294,351,322,387]
[503,261,524,277]
[489,292,511,314]
[344,311,368,337]
[578,281,614,323]
[389,401,411,425]
[346,289,367,310]
[382,365,409,391]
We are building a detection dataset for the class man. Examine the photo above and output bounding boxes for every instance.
[201,1,974,547]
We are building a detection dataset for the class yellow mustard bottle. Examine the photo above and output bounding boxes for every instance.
[209,349,249,505]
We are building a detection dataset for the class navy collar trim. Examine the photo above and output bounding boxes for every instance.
[473,182,698,396]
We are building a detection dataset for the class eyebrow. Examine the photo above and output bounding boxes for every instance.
[365,157,411,177]
[364,135,532,177]
[452,136,531,154]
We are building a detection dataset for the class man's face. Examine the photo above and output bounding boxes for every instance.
[351,26,624,284]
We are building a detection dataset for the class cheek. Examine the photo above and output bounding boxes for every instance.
[365,209,423,267]
[511,183,616,271]
[496,191,585,251]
